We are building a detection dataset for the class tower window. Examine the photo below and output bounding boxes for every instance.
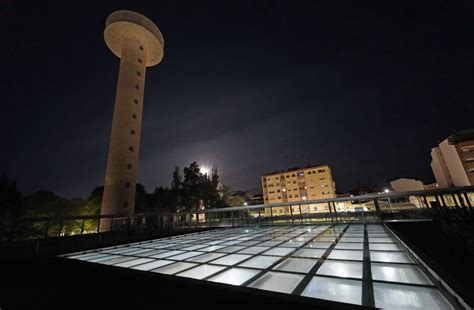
[138,58,142,63]
[135,85,140,90]
[123,202,129,208]
[136,71,141,76]
[129,146,134,152]
[125,182,131,188]
[139,46,143,51]
[130,129,135,135]
[127,164,132,169]
[132,114,137,119]
[134,99,138,104]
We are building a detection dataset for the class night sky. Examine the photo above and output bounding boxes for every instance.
[2,1,474,198]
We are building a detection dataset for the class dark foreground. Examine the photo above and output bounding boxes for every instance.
[0,221,473,309]
[0,255,368,310]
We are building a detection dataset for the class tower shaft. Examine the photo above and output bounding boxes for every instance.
[102,38,147,216]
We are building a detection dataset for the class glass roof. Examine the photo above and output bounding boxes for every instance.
[62,224,455,309]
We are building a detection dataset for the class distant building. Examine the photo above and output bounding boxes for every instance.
[261,165,336,204]
[423,182,439,190]
[250,194,264,205]
[390,178,425,192]
[431,129,474,188]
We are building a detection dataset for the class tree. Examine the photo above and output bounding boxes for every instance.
[170,166,182,212]
[0,173,22,219]
[182,162,203,212]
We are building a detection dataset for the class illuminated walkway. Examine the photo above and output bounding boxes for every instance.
[63,224,458,308]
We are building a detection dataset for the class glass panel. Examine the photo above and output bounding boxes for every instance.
[259,241,282,247]
[87,254,121,263]
[305,242,332,249]
[73,253,110,261]
[238,246,269,255]
[280,241,306,248]
[211,254,252,266]
[273,257,316,273]
[369,237,395,243]
[370,243,402,251]
[150,250,185,259]
[292,248,325,258]
[181,244,208,251]
[209,267,260,285]
[135,249,168,257]
[152,262,197,275]
[217,246,246,253]
[263,247,294,256]
[249,271,304,293]
[371,263,432,285]
[317,261,363,279]
[132,259,173,271]
[187,252,226,263]
[99,256,136,265]
[167,251,203,261]
[238,255,281,269]
[373,282,454,309]
[328,250,363,261]
[339,237,364,243]
[302,276,362,305]
[370,251,413,264]
[335,243,363,250]
[177,264,226,280]
[200,245,226,252]
[113,258,154,268]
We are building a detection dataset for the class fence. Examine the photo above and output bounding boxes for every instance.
[2,186,473,242]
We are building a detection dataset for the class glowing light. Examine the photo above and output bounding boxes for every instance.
[243,202,248,206]
[384,189,390,193]
[200,166,210,175]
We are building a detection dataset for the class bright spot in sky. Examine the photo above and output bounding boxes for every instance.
[200,166,210,175]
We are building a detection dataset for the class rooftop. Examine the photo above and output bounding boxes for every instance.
[63,223,457,308]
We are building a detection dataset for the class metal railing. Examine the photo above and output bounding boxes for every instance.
[1,186,473,242]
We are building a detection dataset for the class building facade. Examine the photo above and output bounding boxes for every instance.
[261,165,336,205]
[431,129,474,188]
